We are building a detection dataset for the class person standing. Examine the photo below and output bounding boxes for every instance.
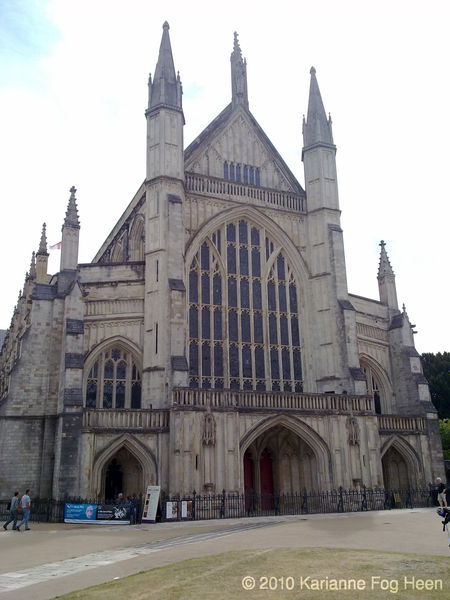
[3,491,20,530]
[436,478,448,508]
[16,489,31,531]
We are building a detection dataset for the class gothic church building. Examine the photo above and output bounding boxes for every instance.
[0,23,444,501]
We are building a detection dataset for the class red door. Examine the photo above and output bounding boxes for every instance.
[244,450,254,510]
[260,449,274,509]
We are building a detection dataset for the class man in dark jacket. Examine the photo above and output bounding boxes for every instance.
[3,491,20,530]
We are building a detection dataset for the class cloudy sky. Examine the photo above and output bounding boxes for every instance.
[0,0,448,353]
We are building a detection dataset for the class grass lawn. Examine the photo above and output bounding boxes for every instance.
[54,547,450,599]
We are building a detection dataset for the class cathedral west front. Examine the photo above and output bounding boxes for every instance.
[0,23,444,502]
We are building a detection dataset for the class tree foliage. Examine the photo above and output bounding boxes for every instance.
[421,352,450,419]
[439,419,450,460]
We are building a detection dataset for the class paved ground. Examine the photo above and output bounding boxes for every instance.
[0,507,448,599]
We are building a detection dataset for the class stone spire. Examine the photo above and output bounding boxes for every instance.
[377,240,394,278]
[148,22,182,111]
[60,186,80,273]
[63,186,80,229]
[29,251,36,280]
[303,67,334,149]
[377,240,398,310]
[37,223,48,256]
[36,223,49,283]
[231,32,248,110]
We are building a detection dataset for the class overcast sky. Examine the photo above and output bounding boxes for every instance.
[0,0,448,353]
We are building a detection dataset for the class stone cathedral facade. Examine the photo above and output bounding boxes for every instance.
[0,24,444,502]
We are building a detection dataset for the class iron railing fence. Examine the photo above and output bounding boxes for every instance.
[0,497,142,523]
[0,488,441,524]
[159,487,438,522]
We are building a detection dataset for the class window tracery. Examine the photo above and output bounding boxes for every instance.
[85,347,141,409]
[188,219,302,391]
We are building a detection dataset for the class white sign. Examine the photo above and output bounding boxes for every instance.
[166,501,179,520]
[181,500,193,519]
[142,485,161,523]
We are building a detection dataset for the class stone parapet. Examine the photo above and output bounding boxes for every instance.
[82,408,170,431]
[185,172,306,213]
[378,415,426,433]
[172,388,374,413]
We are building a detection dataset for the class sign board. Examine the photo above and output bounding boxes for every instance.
[181,500,193,519]
[64,503,97,523]
[166,501,179,520]
[97,504,130,521]
[64,503,130,525]
[142,485,161,523]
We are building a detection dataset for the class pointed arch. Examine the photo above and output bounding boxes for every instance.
[381,435,424,487]
[91,434,157,498]
[84,337,142,409]
[359,354,393,414]
[185,205,311,284]
[85,336,143,374]
[110,235,125,262]
[129,214,145,261]
[240,415,333,489]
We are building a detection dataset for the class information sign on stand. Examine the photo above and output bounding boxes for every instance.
[142,485,161,523]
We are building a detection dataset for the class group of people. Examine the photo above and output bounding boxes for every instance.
[115,492,140,524]
[3,489,32,531]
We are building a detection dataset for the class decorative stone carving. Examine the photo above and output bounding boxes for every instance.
[347,417,360,446]
[202,412,216,446]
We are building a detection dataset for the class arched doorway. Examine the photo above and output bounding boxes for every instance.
[382,446,409,489]
[105,458,123,501]
[243,425,318,499]
[103,447,144,501]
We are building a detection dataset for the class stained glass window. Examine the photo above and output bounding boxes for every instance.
[85,347,141,409]
[188,220,303,391]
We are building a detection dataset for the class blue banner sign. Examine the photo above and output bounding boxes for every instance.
[64,503,97,523]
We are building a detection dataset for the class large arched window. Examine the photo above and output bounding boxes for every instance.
[188,219,302,392]
[85,347,141,409]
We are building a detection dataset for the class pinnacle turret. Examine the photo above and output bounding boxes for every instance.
[377,240,398,310]
[148,21,182,111]
[36,223,49,282]
[29,251,36,280]
[60,186,80,274]
[377,240,395,278]
[37,223,48,256]
[63,186,80,230]
[231,32,248,110]
[303,67,334,149]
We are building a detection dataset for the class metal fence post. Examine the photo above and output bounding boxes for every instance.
[337,487,344,512]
